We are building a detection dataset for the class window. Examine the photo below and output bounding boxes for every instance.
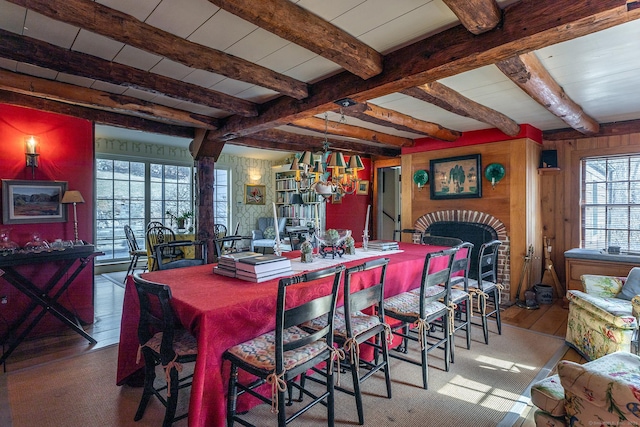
[581,155,640,252]
[96,157,193,264]
[213,167,231,231]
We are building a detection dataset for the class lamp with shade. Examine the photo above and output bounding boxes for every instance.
[61,190,85,245]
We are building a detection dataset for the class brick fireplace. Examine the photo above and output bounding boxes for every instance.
[413,210,512,303]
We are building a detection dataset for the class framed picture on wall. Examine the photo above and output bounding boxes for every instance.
[2,180,68,224]
[430,154,482,200]
[331,192,342,204]
[244,184,266,205]
[356,180,369,195]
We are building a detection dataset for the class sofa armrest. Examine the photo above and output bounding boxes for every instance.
[251,230,264,240]
[581,274,625,297]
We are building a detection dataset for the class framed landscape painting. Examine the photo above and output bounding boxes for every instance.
[430,154,482,200]
[2,180,68,224]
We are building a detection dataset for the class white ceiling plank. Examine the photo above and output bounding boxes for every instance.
[0,0,27,34]
[224,28,290,63]
[96,0,162,22]
[57,72,95,88]
[182,69,227,89]
[149,58,195,81]
[188,9,257,51]
[144,0,219,38]
[15,62,58,80]
[23,10,78,49]
[112,46,163,72]
[72,29,125,61]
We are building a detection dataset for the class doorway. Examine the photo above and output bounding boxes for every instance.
[376,166,401,241]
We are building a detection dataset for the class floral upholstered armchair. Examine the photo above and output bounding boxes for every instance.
[565,269,640,361]
[530,351,640,426]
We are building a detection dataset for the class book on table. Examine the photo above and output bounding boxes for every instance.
[218,251,261,268]
[368,240,399,250]
[213,266,237,278]
[236,267,294,283]
[236,255,292,274]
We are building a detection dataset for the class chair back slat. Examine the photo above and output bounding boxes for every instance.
[477,240,502,286]
[450,242,474,290]
[418,248,458,312]
[276,265,344,369]
[422,235,463,247]
[344,257,390,338]
[155,240,207,270]
[133,274,178,365]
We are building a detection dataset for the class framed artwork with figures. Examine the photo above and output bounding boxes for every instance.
[244,184,266,205]
[430,154,481,200]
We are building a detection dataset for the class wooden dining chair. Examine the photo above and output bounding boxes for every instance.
[154,240,207,270]
[383,248,457,389]
[146,223,184,270]
[301,257,391,425]
[445,241,474,362]
[133,274,198,427]
[124,225,147,282]
[223,265,345,427]
[467,240,503,344]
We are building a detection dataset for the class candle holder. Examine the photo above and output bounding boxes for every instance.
[362,232,369,251]
[273,239,282,257]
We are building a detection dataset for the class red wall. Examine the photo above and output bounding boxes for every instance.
[0,103,95,336]
[325,157,372,242]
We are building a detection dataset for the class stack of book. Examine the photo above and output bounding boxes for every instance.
[235,254,293,283]
[368,240,400,251]
[213,251,261,277]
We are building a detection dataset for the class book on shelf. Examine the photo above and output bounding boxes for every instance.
[236,268,294,283]
[213,266,237,278]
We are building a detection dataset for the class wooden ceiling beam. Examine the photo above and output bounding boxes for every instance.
[208,0,382,80]
[442,0,502,35]
[496,52,599,134]
[0,90,195,138]
[7,0,308,99]
[0,30,257,118]
[401,82,520,136]
[344,103,461,141]
[205,0,638,153]
[290,117,414,147]
[218,129,400,157]
[0,69,220,129]
[543,118,640,140]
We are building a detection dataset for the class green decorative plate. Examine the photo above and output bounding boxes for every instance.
[413,170,429,187]
[484,163,506,183]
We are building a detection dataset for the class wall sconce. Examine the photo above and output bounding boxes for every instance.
[485,163,506,189]
[249,170,262,183]
[61,190,85,245]
[413,170,429,190]
[25,136,40,178]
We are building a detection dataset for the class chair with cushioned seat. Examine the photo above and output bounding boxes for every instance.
[302,257,392,425]
[223,265,345,427]
[250,217,287,253]
[133,274,198,427]
[446,241,474,362]
[124,225,148,282]
[466,240,502,344]
[384,248,457,389]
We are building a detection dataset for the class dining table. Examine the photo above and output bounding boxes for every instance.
[116,242,452,427]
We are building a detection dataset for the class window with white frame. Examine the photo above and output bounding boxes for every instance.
[581,154,640,253]
[96,157,193,263]
[213,167,231,232]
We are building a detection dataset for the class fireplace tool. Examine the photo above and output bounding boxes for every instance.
[515,245,539,309]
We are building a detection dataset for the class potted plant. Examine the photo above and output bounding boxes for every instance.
[166,210,194,230]
[344,235,356,255]
[300,240,313,263]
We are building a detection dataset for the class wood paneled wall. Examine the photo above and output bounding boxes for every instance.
[401,138,542,301]
[541,132,640,288]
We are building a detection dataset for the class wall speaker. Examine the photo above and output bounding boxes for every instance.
[540,150,558,168]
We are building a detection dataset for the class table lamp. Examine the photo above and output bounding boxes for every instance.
[61,190,85,245]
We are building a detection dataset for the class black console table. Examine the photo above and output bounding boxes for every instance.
[0,245,102,366]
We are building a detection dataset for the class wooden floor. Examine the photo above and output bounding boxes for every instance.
[2,275,583,424]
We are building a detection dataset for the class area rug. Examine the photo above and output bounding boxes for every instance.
[101,271,128,288]
[3,325,566,427]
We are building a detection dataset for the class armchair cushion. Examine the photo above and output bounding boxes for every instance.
[581,274,625,297]
[263,226,276,239]
[619,267,640,301]
[530,375,565,417]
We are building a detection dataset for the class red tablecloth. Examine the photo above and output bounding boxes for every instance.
[117,242,448,427]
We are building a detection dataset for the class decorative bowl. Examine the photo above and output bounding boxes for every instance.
[316,229,351,246]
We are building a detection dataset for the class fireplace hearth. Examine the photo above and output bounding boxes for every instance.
[414,210,511,302]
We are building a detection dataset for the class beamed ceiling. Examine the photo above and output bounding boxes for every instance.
[1,0,640,161]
